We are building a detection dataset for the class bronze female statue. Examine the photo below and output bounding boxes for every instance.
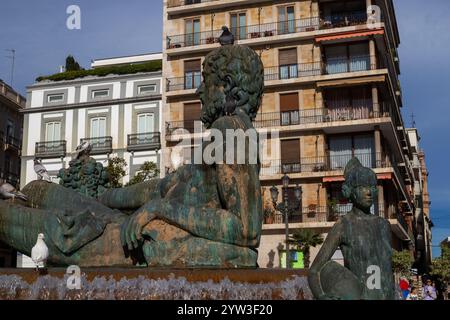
[308,158,396,300]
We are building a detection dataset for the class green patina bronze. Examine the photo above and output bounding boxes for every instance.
[57,154,111,198]
[0,37,265,268]
[308,158,396,300]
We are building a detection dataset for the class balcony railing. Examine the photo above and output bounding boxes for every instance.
[35,141,67,159]
[260,157,327,176]
[5,135,21,150]
[167,12,379,49]
[260,152,390,176]
[168,0,217,8]
[167,17,321,49]
[265,202,387,225]
[127,132,161,152]
[167,75,202,92]
[166,120,205,136]
[168,55,381,93]
[80,137,113,155]
[321,12,368,29]
[253,103,393,128]
[270,206,329,224]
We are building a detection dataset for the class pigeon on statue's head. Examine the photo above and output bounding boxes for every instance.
[31,233,49,271]
[219,26,235,46]
[0,179,28,202]
[34,159,52,182]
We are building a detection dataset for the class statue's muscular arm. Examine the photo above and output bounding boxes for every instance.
[122,117,262,250]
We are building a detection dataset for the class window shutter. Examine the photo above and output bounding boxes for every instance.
[280,93,299,112]
[184,59,201,72]
[184,102,202,121]
[279,48,298,66]
[281,139,300,163]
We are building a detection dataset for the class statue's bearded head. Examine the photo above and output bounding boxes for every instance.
[197,45,264,128]
[342,158,378,212]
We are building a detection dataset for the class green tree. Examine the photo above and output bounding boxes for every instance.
[106,157,127,188]
[127,161,160,186]
[430,246,450,286]
[65,55,83,71]
[287,229,324,268]
[392,249,414,276]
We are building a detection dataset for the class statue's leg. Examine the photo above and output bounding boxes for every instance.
[141,220,257,268]
[22,181,125,224]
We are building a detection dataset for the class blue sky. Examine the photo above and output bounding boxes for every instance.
[0,1,449,257]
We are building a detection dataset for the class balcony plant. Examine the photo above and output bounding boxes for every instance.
[264,207,275,224]
[250,32,261,38]
[264,30,274,37]
[206,37,216,44]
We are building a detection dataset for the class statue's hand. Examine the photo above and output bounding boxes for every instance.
[120,209,156,250]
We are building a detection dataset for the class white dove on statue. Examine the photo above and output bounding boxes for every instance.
[34,159,51,182]
[31,233,49,271]
[75,141,92,159]
[0,179,28,201]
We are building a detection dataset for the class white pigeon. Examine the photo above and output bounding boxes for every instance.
[31,233,49,270]
[75,141,92,159]
[0,179,28,201]
[34,159,52,182]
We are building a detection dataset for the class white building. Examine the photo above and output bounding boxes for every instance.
[18,53,163,267]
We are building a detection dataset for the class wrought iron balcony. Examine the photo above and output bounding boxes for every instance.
[320,12,368,29]
[260,152,391,176]
[166,120,205,136]
[4,135,21,151]
[253,103,393,129]
[166,76,202,92]
[260,157,327,176]
[127,132,161,152]
[267,206,330,225]
[35,141,67,159]
[168,0,219,8]
[166,11,379,50]
[167,17,321,49]
[80,137,113,155]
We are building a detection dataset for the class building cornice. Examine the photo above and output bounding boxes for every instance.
[21,94,162,114]
[27,71,162,91]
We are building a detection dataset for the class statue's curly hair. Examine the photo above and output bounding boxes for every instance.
[199,45,264,128]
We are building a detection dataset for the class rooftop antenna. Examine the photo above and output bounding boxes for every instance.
[411,112,416,128]
[5,49,16,87]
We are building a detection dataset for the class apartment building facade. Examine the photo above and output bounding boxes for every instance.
[163,0,418,268]
[0,79,25,267]
[407,128,433,272]
[17,53,162,267]
[22,53,163,188]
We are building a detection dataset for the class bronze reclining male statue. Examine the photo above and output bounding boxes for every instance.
[0,38,265,268]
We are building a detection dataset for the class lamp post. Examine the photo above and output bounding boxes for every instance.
[270,175,302,269]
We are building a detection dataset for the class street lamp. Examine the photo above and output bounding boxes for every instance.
[271,175,302,269]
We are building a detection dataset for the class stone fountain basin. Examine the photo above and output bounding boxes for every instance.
[0,268,312,300]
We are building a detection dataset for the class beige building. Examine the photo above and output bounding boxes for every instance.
[0,79,25,267]
[163,0,417,268]
[407,128,433,272]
